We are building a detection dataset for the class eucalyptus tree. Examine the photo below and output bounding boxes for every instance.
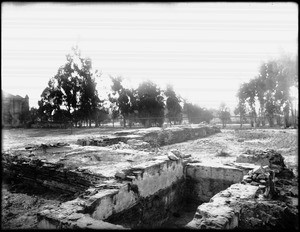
[136,80,165,127]
[164,84,182,125]
[109,76,137,127]
[38,46,101,127]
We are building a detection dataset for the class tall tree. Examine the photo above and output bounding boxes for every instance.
[183,102,213,124]
[244,80,257,127]
[234,85,247,128]
[236,55,298,128]
[78,57,101,127]
[136,80,165,127]
[109,76,137,127]
[38,46,101,127]
[218,102,231,128]
[164,84,182,125]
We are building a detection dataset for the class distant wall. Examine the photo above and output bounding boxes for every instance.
[2,91,29,127]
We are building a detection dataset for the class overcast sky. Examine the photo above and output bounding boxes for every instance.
[1,2,298,111]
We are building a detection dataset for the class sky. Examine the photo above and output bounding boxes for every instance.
[1,2,298,112]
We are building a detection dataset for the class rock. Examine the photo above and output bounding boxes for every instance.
[125,175,136,181]
[182,154,192,159]
[237,139,244,142]
[259,180,266,184]
[167,152,179,161]
[115,171,126,179]
[250,181,259,186]
[243,175,251,180]
[276,168,295,179]
[126,139,140,145]
[243,175,252,183]
[270,164,283,172]
[170,149,182,158]
[252,166,264,174]
[257,173,267,180]
[262,165,271,172]
[289,187,298,196]
[252,174,258,180]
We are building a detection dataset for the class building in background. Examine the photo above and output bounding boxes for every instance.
[2,91,29,127]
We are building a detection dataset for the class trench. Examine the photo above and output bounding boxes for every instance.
[81,161,248,229]
[4,157,298,230]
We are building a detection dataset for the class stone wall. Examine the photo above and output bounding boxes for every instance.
[77,125,221,147]
[37,158,186,229]
[185,162,247,203]
[2,151,108,195]
[186,183,260,229]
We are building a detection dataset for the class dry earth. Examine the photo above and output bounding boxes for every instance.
[1,127,298,229]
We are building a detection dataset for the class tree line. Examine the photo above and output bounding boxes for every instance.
[25,46,216,128]
[235,55,298,128]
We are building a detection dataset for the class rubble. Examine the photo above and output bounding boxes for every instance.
[75,125,220,149]
[25,142,70,151]
[238,149,296,202]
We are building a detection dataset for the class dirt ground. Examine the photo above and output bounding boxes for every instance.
[1,127,298,229]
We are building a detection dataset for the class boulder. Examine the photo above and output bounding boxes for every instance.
[167,152,179,161]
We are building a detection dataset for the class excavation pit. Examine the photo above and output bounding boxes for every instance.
[34,158,255,229]
[2,126,298,229]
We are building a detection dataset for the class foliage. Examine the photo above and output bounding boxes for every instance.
[164,84,182,125]
[236,55,298,128]
[184,102,213,124]
[38,46,101,127]
[235,84,248,127]
[136,80,165,127]
[109,76,137,127]
[218,102,231,128]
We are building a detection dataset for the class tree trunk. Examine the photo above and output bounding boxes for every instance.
[240,115,243,128]
[268,116,274,127]
[123,116,126,128]
[276,115,282,126]
[291,106,295,128]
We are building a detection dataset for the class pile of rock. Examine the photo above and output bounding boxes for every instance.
[241,166,273,196]
[126,139,151,150]
[236,149,290,168]
[109,142,132,150]
[77,136,125,147]
[241,150,296,201]
[166,149,192,161]
[25,142,69,151]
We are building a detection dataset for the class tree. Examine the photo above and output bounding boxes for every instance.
[38,46,101,127]
[234,101,247,128]
[78,57,101,127]
[218,103,231,128]
[244,80,257,127]
[28,107,39,124]
[94,108,109,126]
[164,84,182,125]
[109,76,137,128]
[236,55,298,128]
[136,80,165,127]
[235,84,248,128]
[183,102,213,124]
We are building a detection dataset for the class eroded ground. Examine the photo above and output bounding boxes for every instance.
[1,127,298,229]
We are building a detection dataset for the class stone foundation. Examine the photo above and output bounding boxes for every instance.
[78,125,221,147]
[36,158,186,229]
[185,162,248,203]
[2,126,297,230]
